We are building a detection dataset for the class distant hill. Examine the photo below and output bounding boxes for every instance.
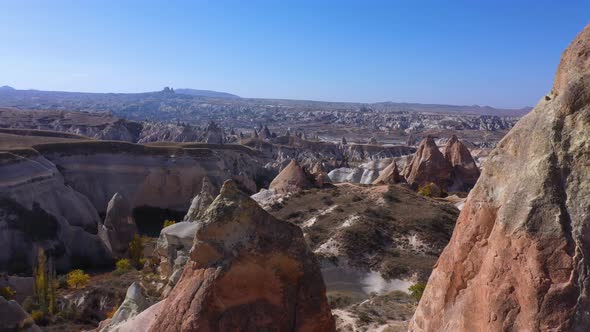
[0,85,15,91]
[175,88,239,99]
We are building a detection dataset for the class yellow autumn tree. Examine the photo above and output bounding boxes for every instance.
[66,269,90,289]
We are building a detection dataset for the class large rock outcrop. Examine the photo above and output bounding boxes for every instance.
[98,193,137,258]
[269,159,317,195]
[403,136,452,189]
[409,24,590,332]
[443,135,480,191]
[148,180,335,331]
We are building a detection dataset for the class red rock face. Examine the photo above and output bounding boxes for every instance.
[149,181,335,332]
[269,159,317,194]
[444,135,480,191]
[403,136,452,189]
[410,24,590,331]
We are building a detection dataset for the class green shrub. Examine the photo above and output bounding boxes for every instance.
[0,286,16,300]
[409,282,426,302]
[66,269,90,289]
[113,259,132,275]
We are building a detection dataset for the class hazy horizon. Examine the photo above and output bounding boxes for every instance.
[2,1,589,108]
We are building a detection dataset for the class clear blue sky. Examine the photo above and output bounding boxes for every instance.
[1,1,589,108]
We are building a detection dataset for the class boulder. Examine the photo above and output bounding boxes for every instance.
[155,221,199,282]
[409,24,590,332]
[148,180,336,331]
[269,159,317,194]
[183,177,218,222]
[403,136,452,189]
[443,135,480,191]
[98,193,137,258]
[0,297,41,332]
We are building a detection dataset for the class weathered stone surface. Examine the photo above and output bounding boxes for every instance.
[97,282,152,332]
[148,180,335,331]
[269,159,317,194]
[0,297,41,332]
[98,193,137,257]
[403,136,452,189]
[409,24,590,332]
[154,221,199,294]
[204,121,224,144]
[443,135,480,191]
[372,160,401,184]
[183,177,218,222]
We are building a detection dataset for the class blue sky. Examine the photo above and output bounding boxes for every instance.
[1,1,589,108]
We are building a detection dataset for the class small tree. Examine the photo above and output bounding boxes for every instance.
[128,235,145,269]
[33,248,57,314]
[66,269,90,289]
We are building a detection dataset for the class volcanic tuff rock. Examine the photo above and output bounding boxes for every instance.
[183,177,218,222]
[410,24,590,331]
[372,160,401,184]
[98,193,138,258]
[96,282,152,332]
[403,136,452,189]
[148,180,335,331]
[443,135,480,191]
[269,159,318,194]
[203,121,224,144]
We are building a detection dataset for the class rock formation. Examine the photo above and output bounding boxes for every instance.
[0,297,41,331]
[403,136,452,189]
[409,24,590,331]
[96,282,152,332]
[148,180,336,331]
[204,121,224,144]
[372,160,401,184]
[368,137,378,145]
[98,193,137,258]
[154,221,199,296]
[183,177,218,222]
[443,135,480,191]
[269,159,317,194]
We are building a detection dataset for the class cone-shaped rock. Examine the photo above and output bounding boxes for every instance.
[269,160,317,194]
[183,177,218,222]
[410,24,590,332]
[98,192,137,257]
[149,180,336,331]
[372,160,401,184]
[403,136,452,189]
[444,135,480,191]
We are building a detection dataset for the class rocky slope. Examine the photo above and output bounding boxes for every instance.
[269,159,318,194]
[144,181,335,331]
[410,24,590,331]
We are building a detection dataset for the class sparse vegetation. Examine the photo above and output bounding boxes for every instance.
[66,269,90,289]
[128,234,146,269]
[114,258,132,275]
[409,282,426,302]
[0,286,16,300]
[163,219,176,228]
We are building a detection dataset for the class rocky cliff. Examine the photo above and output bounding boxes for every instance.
[0,138,268,273]
[409,24,590,332]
